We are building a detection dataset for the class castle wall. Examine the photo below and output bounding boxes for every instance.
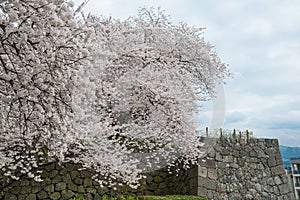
[196,137,295,200]
[0,136,295,200]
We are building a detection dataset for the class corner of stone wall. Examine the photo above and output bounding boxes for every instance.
[196,137,295,200]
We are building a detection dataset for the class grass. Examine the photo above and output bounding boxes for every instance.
[73,195,207,200]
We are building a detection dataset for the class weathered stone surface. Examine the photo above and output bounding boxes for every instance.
[49,170,59,178]
[67,181,78,191]
[197,187,207,197]
[61,189,75,199]
[0,137,292,200]
[207,168,217,180]
[86,193,93,200]
[74,177,83,185]
[45,163,55,172]
[81,170,91,178]
[4,193,17,200]
[18,194,26,200]
[44,184,54,193]
[31,186,42,194]
[10,186,21,195]
[83,177,93,187]
[20,179,30,186]
[51,175,62,184]
[279,184,290,194]
[55,182,66,191]
[62,173,71,182]
[86,187,97,194]
[70,170,80,180]
[25,194,36,200]
[65,163,75,171]
[198,166,208,178]
[78,185,85,193]
[37,190,48,199]
[49,192,61,200]
[272,166,285,175]
[274,176,282,185]
[268,157,276,167]
[20,186,32,194]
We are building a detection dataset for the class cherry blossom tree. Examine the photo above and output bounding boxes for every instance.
[71,8,229,186]
[0,0,91,183]
[0,1,229,188]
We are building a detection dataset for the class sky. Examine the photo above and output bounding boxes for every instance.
[74,0,300,147]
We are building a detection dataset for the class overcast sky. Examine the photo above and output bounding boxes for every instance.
[74,0,300,147]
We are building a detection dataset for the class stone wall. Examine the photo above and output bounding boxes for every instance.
[0,136,295,200]
[196,137,295,200]
[0,161,197,200]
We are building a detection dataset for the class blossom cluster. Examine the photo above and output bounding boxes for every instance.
[0,2,229,187]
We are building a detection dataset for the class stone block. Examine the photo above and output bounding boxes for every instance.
[49,192,60,200]
[208,148,216,158]
[37,190,48,199]
[254,183,262,192]
[274,176,282,185]
[207,189,214,199]
[70,171,80,180]
[45,163,55,172]
[31,185,42,194]
[208,168,217,180]
[267,157,276,167]
[52,175,62,184]
[74,177,83,185]
[59,167,68,176]
[10,186,21,195]
[78,185,85,193]
[49,170,59,178]
[217,183,226,193]
[279,185,290,194]
[25,194,36,200]
[65,163,75,171]
[198,166,207,178]
[55,182,66,191]
[83,177,93,187]
[221,147,230,156]
[18,195,27,200]
[21,186,32,194]
[216,152,222,161]
[81,170,92,178]
[265,148,276,156]
[44,184,54,193]
[267,177,274,186]
[61,189,75,199]
[271,166,285,176]
[86,187,97,194]
[62,173,71,182]
[67,181,78,191]
[230,162,239,169]
[4,194,17,200]
[198,177,216,190]
[20,179,30,186]
[86,193,93,200]
[197,186,207,196]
